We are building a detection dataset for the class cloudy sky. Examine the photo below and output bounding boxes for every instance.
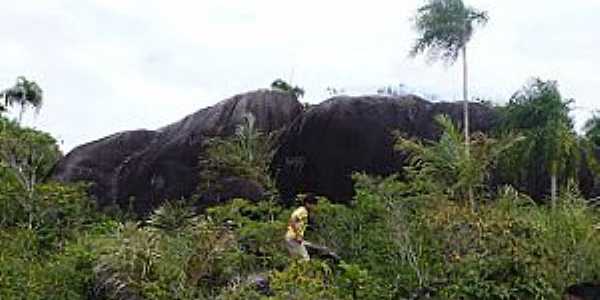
[2,0,599,152]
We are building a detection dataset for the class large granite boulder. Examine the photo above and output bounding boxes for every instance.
[272,95,499,203]
[52,90,303,215]
[51,129,157,206]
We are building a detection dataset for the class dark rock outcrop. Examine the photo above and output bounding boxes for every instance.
[564,282,600,300]
[52,90,303,215]
[272,95,499,203]
[51,130,158,207]
[198,176,266,209]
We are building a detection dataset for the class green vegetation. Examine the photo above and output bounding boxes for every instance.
[410,0,488,136]
[584,112,600,147]
[410,0,489,207]
[0,76,43,123]
[270,79,305,100]
[3,79,600,298]
[1,2,599,297]
[395,114,522,205]
[497,79,585,206]
[200,113,275,191]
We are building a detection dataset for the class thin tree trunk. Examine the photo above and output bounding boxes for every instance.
[463,46,474,209]
[18,103,24,125]
[551,173,557,208]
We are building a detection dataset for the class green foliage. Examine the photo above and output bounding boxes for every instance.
[310,174,438,299]
[199,113,275,197]
[0,117,61,188]
[0,118,107,300]
[0,229,103,300]
[2,77,600,300]
[498,78,581,202]
[426,185,600,299]
[395,114,521,202]
[0,184,108,300]
[207,198,290,271]
[271,78,305,99]
[2,169,600,299]
[269,260,338,299]
[92,199,290,299]
[0,76,43,122]
[584,112,600,147]
[146,199,197,231]
[411,0,488,63]
[309,173,600,299]
[0,182,98,250]
[0,117,62,228]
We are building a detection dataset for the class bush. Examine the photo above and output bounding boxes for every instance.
[0,227,109,300]
[93,199,292,299]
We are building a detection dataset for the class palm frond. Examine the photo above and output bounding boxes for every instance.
[410,0,488,64]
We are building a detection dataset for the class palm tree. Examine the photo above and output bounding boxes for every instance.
[410,0,488,146]
[0,76,43,124]
[500,79,578,206]
[410,0,488,207]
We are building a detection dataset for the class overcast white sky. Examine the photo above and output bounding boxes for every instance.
[2,0,599,152]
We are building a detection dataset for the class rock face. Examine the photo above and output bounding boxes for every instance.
[563,282,600,300]
[272,95,499,203]
[51,130,158,206]
[52,90,303,215]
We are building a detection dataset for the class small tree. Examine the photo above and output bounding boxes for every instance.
[499,79,578,206]
[271,79,305,100]
[0,117,62,228]
[199,113,276,196]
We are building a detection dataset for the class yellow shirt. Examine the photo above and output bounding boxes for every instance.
[285,206,308,241]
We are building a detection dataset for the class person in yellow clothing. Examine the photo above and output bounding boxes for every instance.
[285,194,318,261]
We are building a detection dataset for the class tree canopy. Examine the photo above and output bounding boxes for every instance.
[410,0,488,63]
[498,79,579,204]
[584,113,600,147]
[270,79,305,100]
[0,76,43,122]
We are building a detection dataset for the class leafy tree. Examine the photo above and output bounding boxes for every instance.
[499,79,579,206]
[0,118,61,192]
[270,79,305,100]
[0,76,43,123]
[0,117,62,228]
[583,112,600,147]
